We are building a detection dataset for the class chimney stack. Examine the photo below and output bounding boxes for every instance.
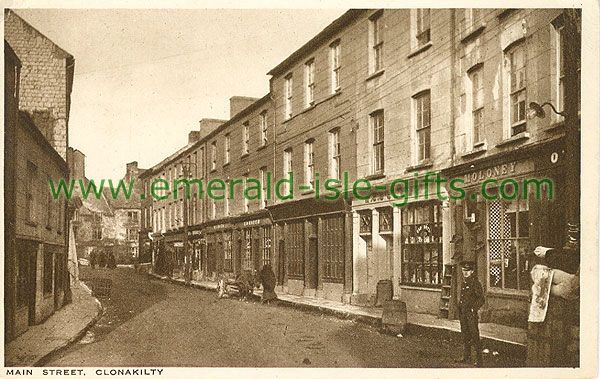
[125,161,139,181]
[197,118,226,141]
[67,147,86,180]
[229,96,259,119]
[188,131,202,144]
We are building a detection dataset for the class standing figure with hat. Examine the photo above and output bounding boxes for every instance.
[456,260,485,367]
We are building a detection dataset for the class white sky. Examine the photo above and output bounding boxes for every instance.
[13,8,346,180]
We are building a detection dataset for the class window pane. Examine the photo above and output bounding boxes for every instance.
[518,239,531,290]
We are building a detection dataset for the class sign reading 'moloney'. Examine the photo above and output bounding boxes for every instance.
[463,161,517,185]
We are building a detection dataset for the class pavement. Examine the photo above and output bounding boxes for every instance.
[5,280,103,367]
[151,273,527,348]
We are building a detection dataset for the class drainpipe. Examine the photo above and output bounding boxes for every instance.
[450,9,457,165]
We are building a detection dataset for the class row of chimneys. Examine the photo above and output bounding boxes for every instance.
[188,96,259,144]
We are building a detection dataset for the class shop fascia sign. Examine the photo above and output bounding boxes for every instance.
[243,219,262,227]
[463,161,519,185]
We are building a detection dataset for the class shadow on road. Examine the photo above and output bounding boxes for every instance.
[77,266,169,344]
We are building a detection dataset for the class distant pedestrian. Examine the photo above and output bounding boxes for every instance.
[455,261,484,367]
[258,264,277,303]
[108,251,117,269]
[98,251,106,269]
[90,250,97,270]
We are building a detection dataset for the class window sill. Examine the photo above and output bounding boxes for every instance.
[256,144,267,152]
[364,173,386,181]
[25,221,37,227]
[282,92,343,124]
[210,169,217,173]
[407,42,433,59]
[366,69,385,82]
[405,159,434,173]
[399,284,441,292]
[223,162,230,168]
[486,288,529,300]
[461,142,488,159]
[240,153,249,159]
[495,132,530,147]
[460,24,486,44]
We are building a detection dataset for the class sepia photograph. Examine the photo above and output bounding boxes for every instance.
[3,3,598,378]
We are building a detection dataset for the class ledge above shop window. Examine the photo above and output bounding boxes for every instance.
[366,69,385,82]
[461,141,488,159]
[364,173,385,181]
[407,41,433,59]
[495,131,530,148]
[487,288,529,300]
[399,284,442,292]
[405,159,434,173]
[544,121,566,133]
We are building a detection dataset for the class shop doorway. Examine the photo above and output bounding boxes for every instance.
[307,237,318,289]
[26,244,37,326]
[252,237,260,272]
[207,243,216,275]
[277,240,285,285]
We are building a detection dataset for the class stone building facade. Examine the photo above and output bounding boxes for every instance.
[141,9,579,331]
[442,8,579,327]
[4,39,70,341]
[4,10,74,161]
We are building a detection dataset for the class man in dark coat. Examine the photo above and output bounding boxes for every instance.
[89,250,97,270]
[456,261,485,367]
[258,264,277,303]
[98,250,106,269]
[108,251,117,269]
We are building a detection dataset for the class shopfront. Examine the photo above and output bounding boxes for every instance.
[443,139,565,328]
[188,228,205,281]
[203,221,232,280]
[269,198,352,303]
[164,232,185,278]
[351,184,450,315]
[234,213,273,276]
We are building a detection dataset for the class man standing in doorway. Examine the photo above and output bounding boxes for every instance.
[456,261,485,367]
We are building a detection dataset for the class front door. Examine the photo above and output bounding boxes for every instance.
[252,237,260,272]
[307,237,318,289]
[277,240,285,285]
[27,244,37,326]
[207,243,215,275]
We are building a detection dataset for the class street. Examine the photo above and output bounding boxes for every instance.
[45,267,524,367]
